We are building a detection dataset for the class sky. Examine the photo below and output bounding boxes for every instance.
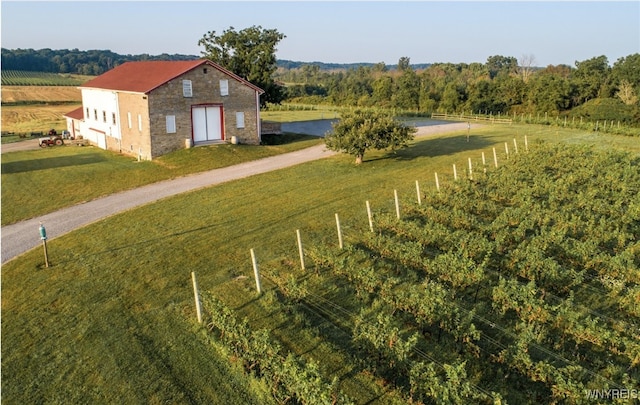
[1,1,638,67]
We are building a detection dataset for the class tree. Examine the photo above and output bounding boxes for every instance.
[572,55,612,103]
[325,110,416,164]
[486,55,518,79]
[518,54,536,83]
[198,25,286,106]
[616,80,638,105]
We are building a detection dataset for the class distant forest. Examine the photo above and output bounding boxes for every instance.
[0,48,428,75]
[2,48,638,126]
[1,48,200,75]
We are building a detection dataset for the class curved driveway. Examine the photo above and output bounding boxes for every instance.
[1,121,471,263]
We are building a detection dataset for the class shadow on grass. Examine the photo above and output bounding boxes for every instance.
[1,153,106,174]
[261,133,320,145]
[375,134,494,162]
[53,221,227,267]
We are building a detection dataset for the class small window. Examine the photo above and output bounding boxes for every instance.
[94,109,98,120]
[220,79,229,96]
[85,107,89,119]
[166,115,176,133]
[236,112,245,129]
[127,112,132,129]
[203,68,208,74]
[112,113,116,125]
[183,80,193,97]
[103,111,107,123]
[138,114,142,131]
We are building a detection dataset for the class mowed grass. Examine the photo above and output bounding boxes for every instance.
[1,135,322,225]
[2,124,640,403]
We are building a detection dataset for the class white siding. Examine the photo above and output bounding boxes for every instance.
[79,88,122,142]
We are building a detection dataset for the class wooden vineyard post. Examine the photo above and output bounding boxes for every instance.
[366,200,374,232]
[335,213,343,249]
[524,135,529,152]
[191,271,203,324]
[453,164,458,181]
[504,142,510,159]
[435,172,440,192]
[250,248,262,294]
[513,138,518,154]
[468,157,473,180]
[394,190,401,219]
[493,147,498,168]
[296,229,305,270]
[416,180,421,205]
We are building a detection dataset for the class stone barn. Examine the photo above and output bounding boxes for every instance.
[64,59,264,160]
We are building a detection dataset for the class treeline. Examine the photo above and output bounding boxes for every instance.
[276,59,431,71]
[0,47,431,77]
[275,54,640,124]
[0,48,199,76]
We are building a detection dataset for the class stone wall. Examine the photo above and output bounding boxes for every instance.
[147,64,261,158]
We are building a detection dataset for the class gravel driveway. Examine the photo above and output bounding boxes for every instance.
[1,120,473,263]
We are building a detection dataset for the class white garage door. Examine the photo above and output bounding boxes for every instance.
[192,105,223,142]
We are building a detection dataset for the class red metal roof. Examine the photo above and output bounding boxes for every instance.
[64,106,84,120]
[79,59,264,94]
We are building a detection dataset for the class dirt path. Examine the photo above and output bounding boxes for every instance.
[1,122,472,263]
[1,138,41,152]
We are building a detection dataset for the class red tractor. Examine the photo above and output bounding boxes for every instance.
[39,129,64,148]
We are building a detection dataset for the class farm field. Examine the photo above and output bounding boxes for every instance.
[0,70,93,86]
[2,125,639,404]
[1,85,82,103]
[1,104,81,134]
[1,85,83,134]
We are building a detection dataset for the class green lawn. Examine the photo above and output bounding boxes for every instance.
[1,134,321,225]
[2,124,639,403]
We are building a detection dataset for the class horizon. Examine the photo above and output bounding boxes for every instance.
[0,47,626,70]
[2,1,638,68]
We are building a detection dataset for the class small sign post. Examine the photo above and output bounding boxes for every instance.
[39,222,49,268]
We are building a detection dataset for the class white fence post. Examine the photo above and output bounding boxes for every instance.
[191,272,203,324]
[335,213,343,249]
[482,152,487,173]
[296,229,305,270]
[250,248,262,294]
[415,180,421,205]
[366,200,374,232]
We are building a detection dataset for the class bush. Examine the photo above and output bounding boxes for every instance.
[568,98,639,125]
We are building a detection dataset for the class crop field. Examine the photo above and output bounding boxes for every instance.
[1,104,80,133]
[2,126,639,404]
[199,142,640,404]
[1,85,82,135]
[1,85,82,103]
[1,70,93,86]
